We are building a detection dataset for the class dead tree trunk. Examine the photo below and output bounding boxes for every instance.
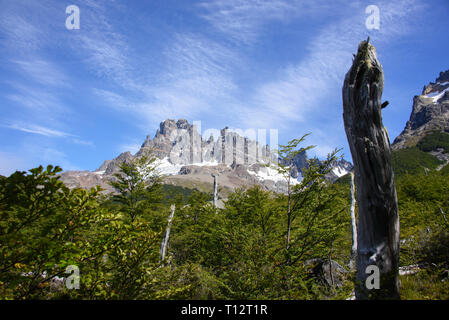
[348,171,357,270]
[160,204,176,262]
[342,39,400,300]
[212,174,218,207]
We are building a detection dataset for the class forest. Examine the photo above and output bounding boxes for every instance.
[1,138,448,300]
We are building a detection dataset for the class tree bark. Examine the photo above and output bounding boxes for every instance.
[212,174,218,207]
[286,176,292,250]
[160,204,176,262]
[342,39,400,299]
[348,171,357,270]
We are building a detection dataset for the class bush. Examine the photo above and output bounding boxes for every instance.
[391,147,442,176]
[417,131,449,153]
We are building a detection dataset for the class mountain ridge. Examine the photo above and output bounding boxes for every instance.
[61,119,345,195]
[392,69,449,150]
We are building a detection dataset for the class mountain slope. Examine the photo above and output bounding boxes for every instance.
[60,119,310,194]
[393,70,449,150]
[391,69,449,175]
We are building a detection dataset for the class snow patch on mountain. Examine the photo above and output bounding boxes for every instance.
[155,158,224,176]
[247,165,300,185]
[332,166,349,178]
[423,86,449,102]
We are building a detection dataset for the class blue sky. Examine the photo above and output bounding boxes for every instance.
[1,0,448,175]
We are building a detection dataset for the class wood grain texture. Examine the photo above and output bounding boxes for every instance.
[342,39,400,299]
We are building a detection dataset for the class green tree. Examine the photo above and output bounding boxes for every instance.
[0,165,108,299]
[267,135,314,251]
[109,155,163,222]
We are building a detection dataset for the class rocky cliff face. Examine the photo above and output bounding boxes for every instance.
[392,70,449,150]
[61,119,310,194]
[324,159,353,182]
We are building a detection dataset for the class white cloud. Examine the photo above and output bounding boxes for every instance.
[66,1,143,91]
[235,0,425,130]
[0,14,44,51]
[4,123,73,138]
[3,123,94,148]
[198,0,337,44]
[94,33,239,128]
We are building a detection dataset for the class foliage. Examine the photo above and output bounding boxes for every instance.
[162,184,211,205]
[2,133,449,300]
[391,147,442,176]
[265,135,315,252]
[417,130,449,153]
[400,268,449,300]
[0,165,107,299]
[441,162,449,175]
[109,156,163,222]
[285,153,350,265]
[334,173,352,186]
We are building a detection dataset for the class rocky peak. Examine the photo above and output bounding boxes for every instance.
[176,119,191,130]
[62,118,324,194]
[392,69,449,150]
[437,70,449,83]
[422,69,449,96]
[159,119,177,135]
[96,151,134,174]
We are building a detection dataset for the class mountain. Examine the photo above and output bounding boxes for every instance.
[393,70,449,149]
[391,69,449,174]
[324,159,353,182]
[60,119,311,195]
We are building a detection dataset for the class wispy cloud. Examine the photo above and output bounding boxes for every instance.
[12,59,69,87]
[198,0,343,44]
[139,33,238,119]
[0,4,76,134]
[68,1,141,91]
[0,14,45,51]
[4,123,73,137]
[235,0,426,130]
[93,32,239,128]
[3,122,94,148]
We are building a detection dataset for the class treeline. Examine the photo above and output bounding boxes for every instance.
[391,131,449,176]
[0,140,448,299]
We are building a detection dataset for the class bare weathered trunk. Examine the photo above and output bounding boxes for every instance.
[212,174,218,207]
[160,204,176,262]
[286,177,292,250]
[348,171,357,270]
[342,39,400,299]
[439,207,448,224]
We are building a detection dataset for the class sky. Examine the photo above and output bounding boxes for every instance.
[0,0,448,175]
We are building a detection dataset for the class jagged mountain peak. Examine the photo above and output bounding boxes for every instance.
[159,118,192,135]
[392,69,449,150]
[436,70,449,83]
[422,69,449,97]
[61,118,351,194]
